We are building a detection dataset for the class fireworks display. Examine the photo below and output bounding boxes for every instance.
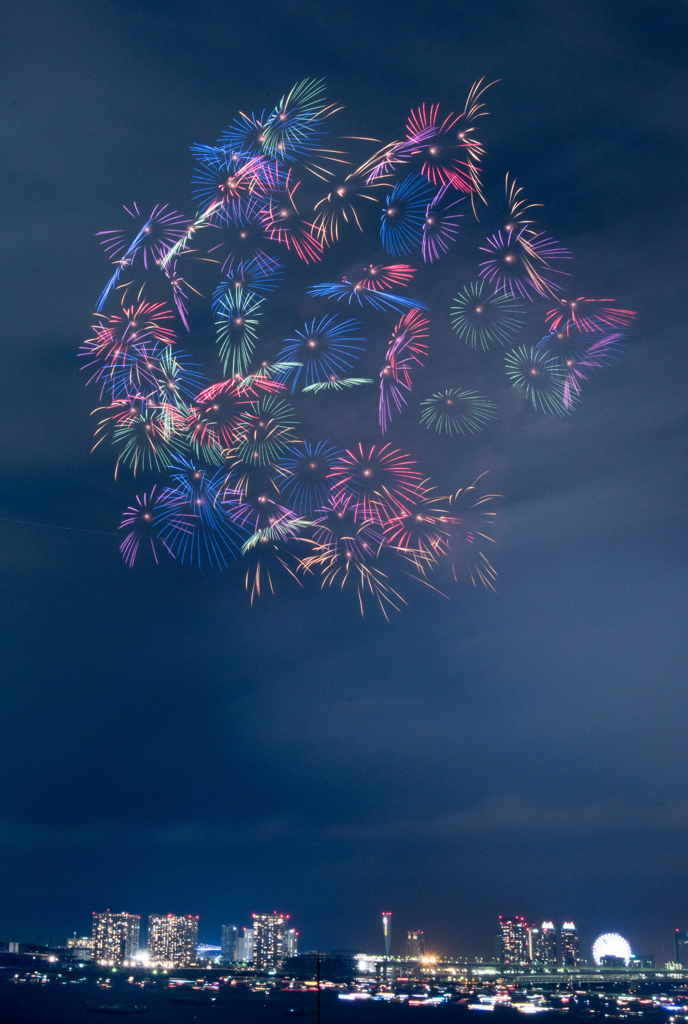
[83,78,635,614]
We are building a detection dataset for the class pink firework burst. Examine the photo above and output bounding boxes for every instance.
[355,264,417,291]
[186,378,260,458]
[405,104,477,194]
[258,169,323,263]
[119,486,181,567]
[329,443,424,523]
[382,485,457,568]
[545,297,637,334]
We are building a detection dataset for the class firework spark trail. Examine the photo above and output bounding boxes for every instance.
[96,205,190,311]
[306,279,428,311]
[422,186,465,263]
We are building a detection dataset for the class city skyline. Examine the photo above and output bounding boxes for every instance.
[36,909,686,968]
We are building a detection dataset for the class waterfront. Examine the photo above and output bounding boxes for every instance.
[4,971,688,1024]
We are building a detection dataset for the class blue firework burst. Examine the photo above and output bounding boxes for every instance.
[278,440,344,514]
[380,174,435,256]
[276,315,366,392]
[158,457,246,568]
[306,280,427,311]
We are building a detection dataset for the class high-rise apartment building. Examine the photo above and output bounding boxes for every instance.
[675,931,688,968]
[92,912,140,965]
[147,914,198,967]
[560,922,580,966]
[406,930,425,960]
[498,917,529,966]
[382,913,392,956]
[252,914,289,970]
[221,924,238,960]
[528,922,556,965]
[285,928,298,958]
[539,922,557,964]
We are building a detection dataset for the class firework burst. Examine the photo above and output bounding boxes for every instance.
[302,377,373,393]
[329,444,424,523]
[157,458,245,569]
[190,153,268,227]
[443,476,500,590]
[186,378,258,462]
[213,287,265,377]
[382,485,456,565]
[277,315,365,392]
[279,441,343,514]
[220,254,284,296]
[451,280,524,350]
[479,227,571,300]
[405,104,477,194]
[545,298,637,334]
[93,398,188,478]
[380,174,436,256]
[232,394,299,467]
[258,169,323,263]
[537,329,623,406]
[119,486,180,567]
[505,344,572,415]
[299,499,403,618]
[313,171,389,245]
[379,310,429,433]
[420,389,498,435]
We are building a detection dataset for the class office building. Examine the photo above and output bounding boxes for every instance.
[285,928,298,958]
[67,936,92,961]
[252,914,289,970]
[147,914,198,967]
[560,922,580,966]
[631,955,655,969]
[382,913,392,956]
[92,912,140,965]
[236,927,254,963]
[498,917,529,966]
[407,930,425,960]
[675,931,688,968]
[221,925,238,960]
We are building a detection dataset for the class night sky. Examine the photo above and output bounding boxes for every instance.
[1,0,686,965]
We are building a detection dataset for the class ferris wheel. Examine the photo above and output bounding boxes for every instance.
[592,932,632,966]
